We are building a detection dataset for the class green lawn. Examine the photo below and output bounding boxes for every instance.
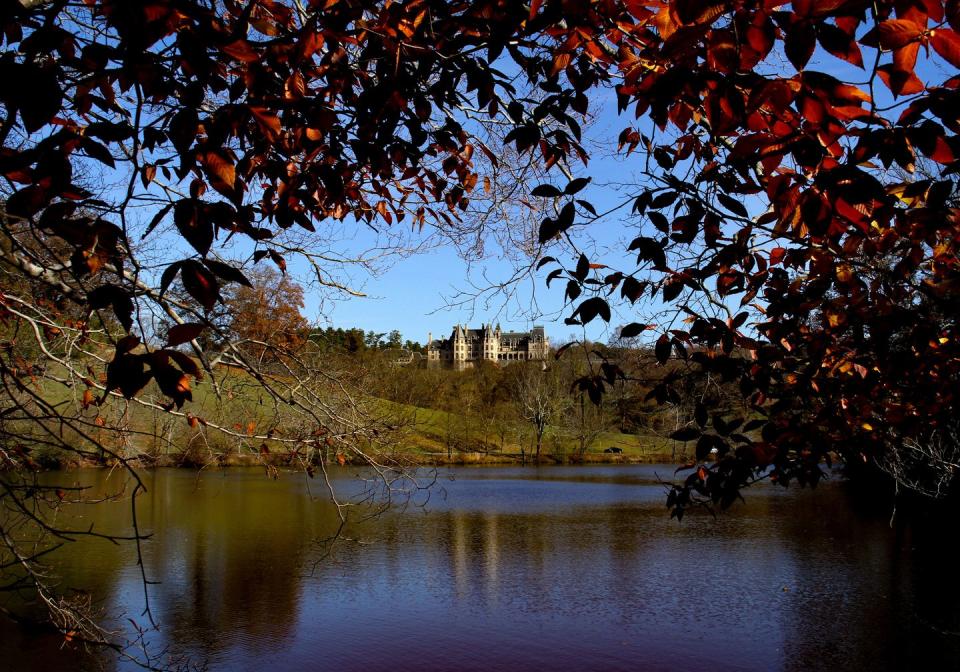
[20,358,679,464]
[373,398,677,461]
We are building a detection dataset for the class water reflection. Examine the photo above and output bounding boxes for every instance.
[1,466,958,671]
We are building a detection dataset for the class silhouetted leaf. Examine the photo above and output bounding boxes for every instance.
[662,280,684,302]
[87,284,134,332]
[572,297,611,324]
[564,177,590,194]
[159,261,184,297]
[143,203,173,239]
[536,256,556,270]
[180,261,220,310]
[174,200,214,257]
[574,253,589,281]
[671,427,701,442]
[655,334,671,364]
[619,322,653,338]
[203,258,251,287]
[531,184,562,197]
[166,323,206,347]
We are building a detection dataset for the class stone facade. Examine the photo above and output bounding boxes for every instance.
[426,324,549,368]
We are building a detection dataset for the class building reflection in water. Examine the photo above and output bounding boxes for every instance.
[2,466,959,671]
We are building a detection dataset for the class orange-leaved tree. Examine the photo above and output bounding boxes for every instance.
[224,266,308,360]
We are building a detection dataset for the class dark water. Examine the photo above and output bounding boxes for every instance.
[2,465,959,671]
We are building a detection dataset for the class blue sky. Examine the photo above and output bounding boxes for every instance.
[303,96,643,346]
[129,21,947,349]
[303,215,620,346]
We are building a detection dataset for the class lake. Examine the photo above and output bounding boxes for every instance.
[1,465,958,671]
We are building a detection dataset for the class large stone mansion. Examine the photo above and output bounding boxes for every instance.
[427,324,549,367]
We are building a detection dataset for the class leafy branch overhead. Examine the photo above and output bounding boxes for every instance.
[0,0,959,520]
[530,0,960,516]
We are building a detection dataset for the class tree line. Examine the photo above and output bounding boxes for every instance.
[308,327,424,354]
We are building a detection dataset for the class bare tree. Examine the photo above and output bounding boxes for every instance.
[564,391,610,460]
[510,363,569,462]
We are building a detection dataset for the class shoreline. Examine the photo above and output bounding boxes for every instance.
[24,449,679,471]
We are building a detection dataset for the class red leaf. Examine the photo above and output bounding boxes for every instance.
[655,334,671,364]
[818,23,864,68]
[796,0,860,17]
[203,258,251,287]
[876,19,923,50]
[673,0,727,26]
[250,107,281,142]
[653,6,680,39]
[298,30,325,59]
[784,23,816,71]
[268,250,287,273]
[180,261,220,311]
[174,200,214,257]
[877,63,925,97]
[168,349,202,379]
[167,323,205,347]
[528,0,542,21]
[550,51,571,76]
[141,164,157,189]
[707,29,738,73]
[894,41,920,72]
[745,15,775,60]
[927,135,957,165]
[199,150,237,198]
[153,362,192,409]
[620,322,655,338]
[222,40,260,63]
[949,0,960,32]
[930,29,960,68]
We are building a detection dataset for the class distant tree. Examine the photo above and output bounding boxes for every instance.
[225,268,308,360]
[344,329,367,354]
[364,331,386,350]
[489,401,517,454]
[403,339,424,354]
[510,363,569,462]
[387,330,403,349]
[565,388,611,460]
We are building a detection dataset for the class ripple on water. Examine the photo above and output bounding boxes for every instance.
[1,465,958,672]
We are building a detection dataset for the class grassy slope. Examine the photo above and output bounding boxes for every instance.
[374,398,677,461]
[23,359,678,464]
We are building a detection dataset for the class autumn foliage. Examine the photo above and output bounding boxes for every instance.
[0,0,958,512]
[225,266,308,356]
[532,0,960,511]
